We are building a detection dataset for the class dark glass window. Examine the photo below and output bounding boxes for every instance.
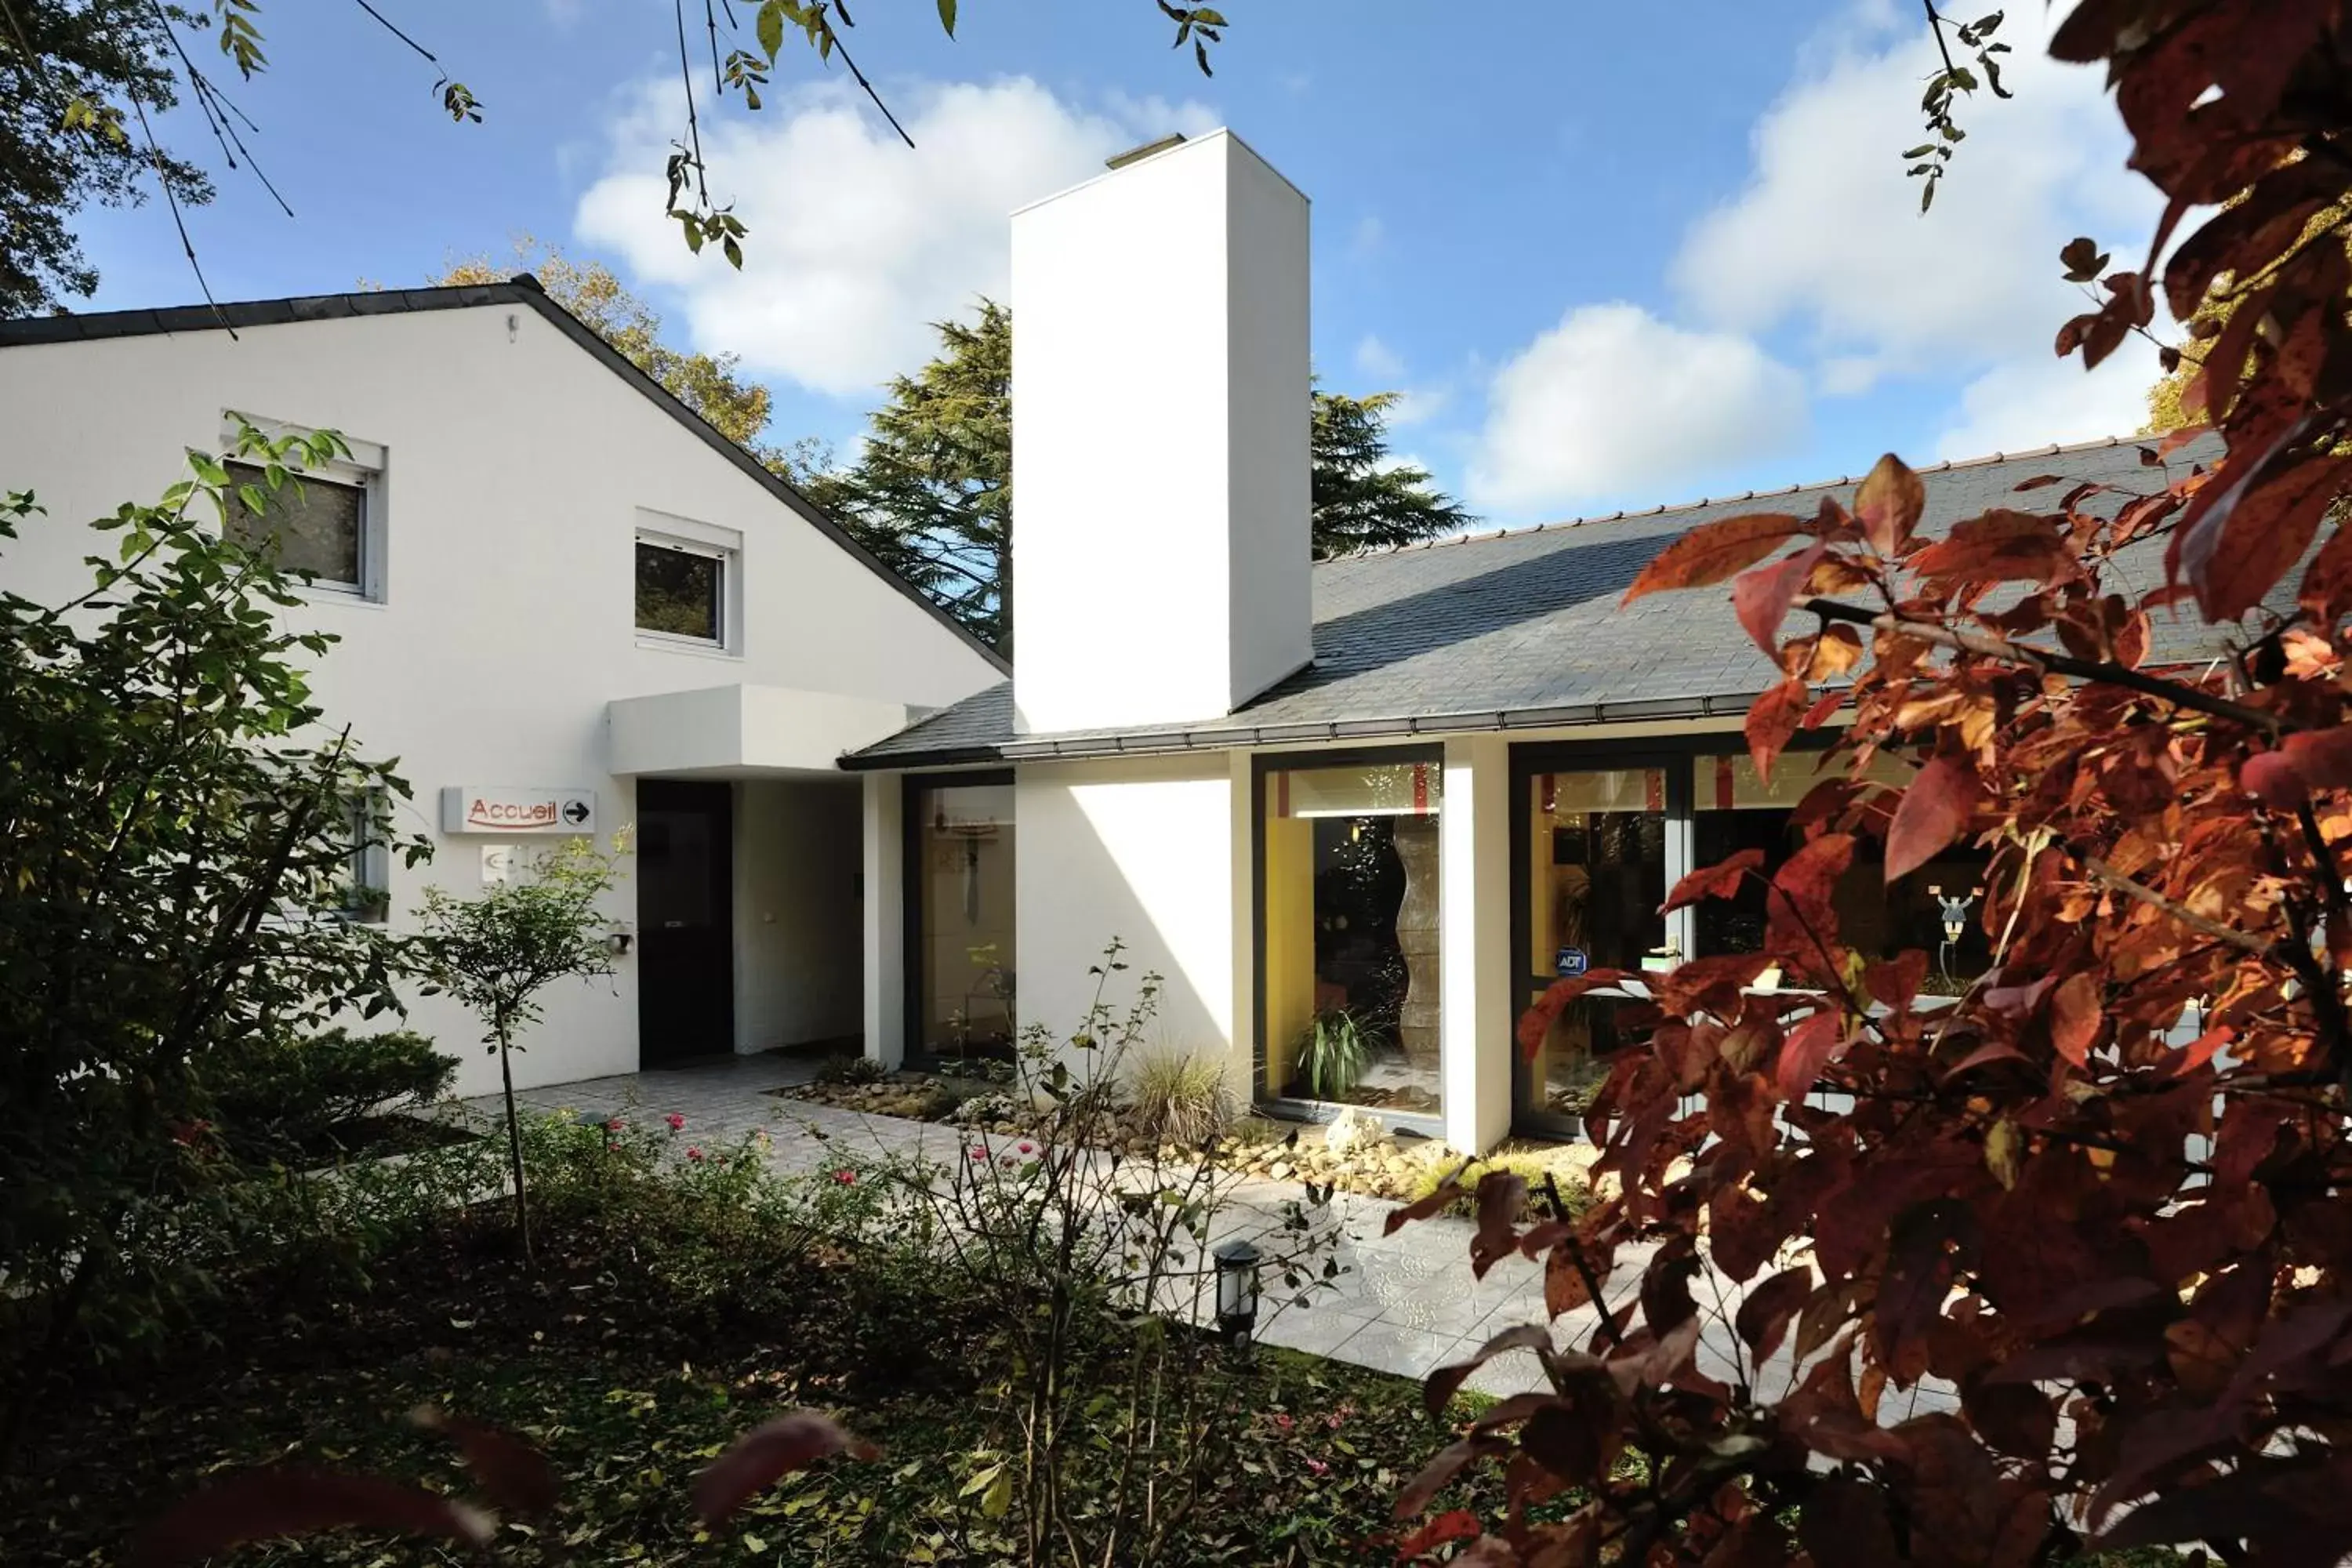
[636,540,724,641]
[224,460,365,590]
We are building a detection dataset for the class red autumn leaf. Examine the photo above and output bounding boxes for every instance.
[1745,679,1810,787]
[1385,1160,1475,1236]
[1620,512,1807,604]
[2282,724,2352,790]
[1423,1324,1555,1419]
[693,1412,879,1525]
[1664,848,1765,913]
[1871,1199,1980,1387]
[1908,510,2074,585]
[1764,832,1854,966]
[1802,684,1848,728]
[1470,1171,1529,1279]
[2049,972,2103,1067]
[1855,452,1926,557]
[1544,1232,1614,1318]
[1884,755,1981,884]
[2179,453,2352,622]
[2241,749,2307,809]
[1797,1474,1901,1568]
[1775,1008,1847,1101]
[411,1407,560,1518]
[1515,971,1625,1061]
[1395,1508,1483,1562]
[1394,1434,1512,1519]
[1733,1266,1816,1367]
[131,1469,495,1568]
[1732,541,1829,655]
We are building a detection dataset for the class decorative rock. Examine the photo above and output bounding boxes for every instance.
[1324,1105,1385,1157]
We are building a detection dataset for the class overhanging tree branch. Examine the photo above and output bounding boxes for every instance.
[1805,596,2285,735]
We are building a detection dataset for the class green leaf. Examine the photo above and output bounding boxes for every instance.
[757,2,785,61]
[936,0,956,35]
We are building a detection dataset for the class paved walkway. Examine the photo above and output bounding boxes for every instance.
[471,1057,1976,1424]
[469,1054,1642,1396]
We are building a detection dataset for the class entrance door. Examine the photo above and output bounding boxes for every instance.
[1515,760,1676,1138]
[637,779,734,1065]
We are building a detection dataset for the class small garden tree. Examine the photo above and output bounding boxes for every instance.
[1388,4,2352,1563]
[0,425,426,1462]
[410,837,627,1265]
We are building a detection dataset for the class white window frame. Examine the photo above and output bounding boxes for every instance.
[342,791,392,925]
[218,416,387,604]
[634,512,743,657]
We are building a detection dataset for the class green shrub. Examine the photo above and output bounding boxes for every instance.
[1403,1145,1594,1220]
[1125,1049,1234,1145]
[815,1052,889,1086]
[1294,1010,1374,1099]
[204,1028,456,1164]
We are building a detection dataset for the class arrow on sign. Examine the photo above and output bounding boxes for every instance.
[562,800,591,825]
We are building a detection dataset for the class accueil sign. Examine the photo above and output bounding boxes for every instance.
[440,786,597,835]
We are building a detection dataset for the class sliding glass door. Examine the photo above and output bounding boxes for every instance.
[1515,758,1681,1137]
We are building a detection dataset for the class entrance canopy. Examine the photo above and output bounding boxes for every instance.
[608,682,920,778]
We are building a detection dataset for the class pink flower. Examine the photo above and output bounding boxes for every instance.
[1305,1458,1330,1477]
[833,1169,857,1185]
[970,1146,991,1161]
[1272,1413,1294,1432]
[1018,1142,1036,1155]
[687,1146,705,1162]
[605,1117,626,1132]
[665,1112,685,1131]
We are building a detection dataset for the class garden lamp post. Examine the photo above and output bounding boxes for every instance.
[1214,1237,1261,1352]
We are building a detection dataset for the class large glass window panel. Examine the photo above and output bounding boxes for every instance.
[225,460,365,590]
[636,539,724,642]
[914,781,1017,1060]
[1261,760,1441,1116]
[1522,768,1668,1130]
[1690,750,1993,992]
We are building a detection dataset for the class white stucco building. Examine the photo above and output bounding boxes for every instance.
[0,273,1004,1098]
[0,130,2242,1145]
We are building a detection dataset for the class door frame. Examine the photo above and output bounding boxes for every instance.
[635,777,736,1067]
[900,768,1017,1065]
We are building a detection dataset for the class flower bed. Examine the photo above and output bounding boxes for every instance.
[773,1071,1596,1207]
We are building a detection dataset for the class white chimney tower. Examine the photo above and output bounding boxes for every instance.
[1009,129,1312,735]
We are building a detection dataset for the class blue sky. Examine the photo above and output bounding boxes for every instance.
[70,0,2165,528]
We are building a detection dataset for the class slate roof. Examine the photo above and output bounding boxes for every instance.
[847,434,2243,768]
[0,281,1011,677]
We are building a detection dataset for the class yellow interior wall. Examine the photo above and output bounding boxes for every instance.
[1261,814,1316,1096]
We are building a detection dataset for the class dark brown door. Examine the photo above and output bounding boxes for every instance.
[637,780,734,1065]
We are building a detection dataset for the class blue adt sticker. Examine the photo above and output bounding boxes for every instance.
[1555,947,1588,978]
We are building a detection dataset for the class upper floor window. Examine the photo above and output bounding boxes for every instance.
[633,513,741,655]
[224,459,375,597]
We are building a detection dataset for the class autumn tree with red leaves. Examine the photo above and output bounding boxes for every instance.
[1390,4,2352,1563]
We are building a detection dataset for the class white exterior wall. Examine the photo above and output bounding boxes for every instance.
[0,303,1000,1096]
[1439,735,1515,1153]
[1013,757,1243,1092]
[735,779,864,1051]
[1010,131,1311,734]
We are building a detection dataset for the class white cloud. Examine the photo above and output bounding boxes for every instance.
[1672,4,2161,403]
[1934,334,2162,459]
[575,78,1213,398]
[1465,303,1807,514]
[1353,333,1406,381]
